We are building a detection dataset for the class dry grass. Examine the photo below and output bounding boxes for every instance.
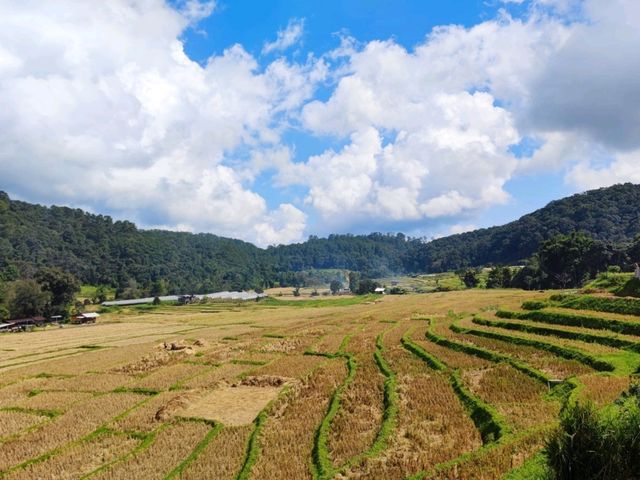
[250,359,347,479]
[576,374,632,406]
[347,336,482,478]
[0,393,142,472]
[0,410,48,439]
[5,432,140,480]
[0,290,630,479]
[181,425,253,480]
[463,364,559,431]
[92,421,211,479]
[327,327,386,467]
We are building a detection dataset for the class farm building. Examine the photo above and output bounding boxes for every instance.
[102,291,265,307]
[374,287,386,294]
[73,312,100,324]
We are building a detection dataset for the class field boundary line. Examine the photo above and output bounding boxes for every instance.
[425,320,551,385]
[164,420,223,480]
[336,326,400,476]
[404,325,508,445]
[451,319,615,372]
[497,308,640,336]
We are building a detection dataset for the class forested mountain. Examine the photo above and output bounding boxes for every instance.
[405,183,640,272]
[0,192,272,293]
[1,183,639,293]
[268,233,411,278]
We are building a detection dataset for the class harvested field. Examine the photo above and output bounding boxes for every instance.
[0,290,630,479]
[178,385,282,426]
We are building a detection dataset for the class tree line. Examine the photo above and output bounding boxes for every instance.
[1,183,640,310]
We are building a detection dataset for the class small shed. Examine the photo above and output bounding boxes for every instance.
[374,287,386,294]
[73,312,100,324]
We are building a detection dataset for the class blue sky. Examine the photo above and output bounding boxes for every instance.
[1,0,638,245]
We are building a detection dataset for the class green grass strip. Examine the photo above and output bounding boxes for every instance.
[497,309,640,336]
[0,406,61,418]
[448,370,507,444]
[451,321,615,372]
[231,359,269,366]
[335,330,400,475]
[425,322,550,384]
[401,330,447,371]
[549,294,640,316]
[475,316,640,353]
[112,386,160,396]
[164,422,223,480]
[311,353,357,480]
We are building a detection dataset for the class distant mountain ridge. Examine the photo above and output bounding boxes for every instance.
[1,183,639,291]
[404,183,640,272]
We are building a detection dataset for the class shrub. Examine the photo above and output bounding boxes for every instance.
[546,391,640,479]
[551,294,640,316]
[615,278,640,298]
[522,300,548,310]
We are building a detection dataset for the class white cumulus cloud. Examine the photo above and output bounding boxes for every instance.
[262,18,305,55]
[0,0,323,246]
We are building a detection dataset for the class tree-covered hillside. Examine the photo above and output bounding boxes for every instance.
[0,192,272,293]
[405,183,640,272]
[1,183,639,292]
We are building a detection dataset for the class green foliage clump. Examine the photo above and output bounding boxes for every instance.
[459,269,480,288]
[485,266,513,288]
[546,387,640,480]
[522,300,548,310]
[497,308,640,336]
[551,294,640,316]
[585,271,633,292]
[615,278,640,298]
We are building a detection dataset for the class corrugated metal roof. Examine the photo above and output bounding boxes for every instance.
[102,291,265,306]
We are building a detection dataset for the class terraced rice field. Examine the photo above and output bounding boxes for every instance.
[0,290,637,479]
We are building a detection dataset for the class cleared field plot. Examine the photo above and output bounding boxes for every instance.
[0,291,632,479]
[178,386,281,426]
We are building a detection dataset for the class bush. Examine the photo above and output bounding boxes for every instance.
[552,294,640,316]
[546,391,640,479]
[522,300,548,310]
[615,278,640,298]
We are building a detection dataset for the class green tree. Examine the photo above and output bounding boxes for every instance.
[356,278,380,295]
[348,271,360,293]
[7,280,50,318]
[539,233,610,288]
[486,266,512,289]
[329,280,343,295]
[460,269,480,288]
[94,285,109,304]
[150,279,167,297]
[35,268,80,315]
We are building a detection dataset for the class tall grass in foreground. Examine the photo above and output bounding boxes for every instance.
[546,385,640,480]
